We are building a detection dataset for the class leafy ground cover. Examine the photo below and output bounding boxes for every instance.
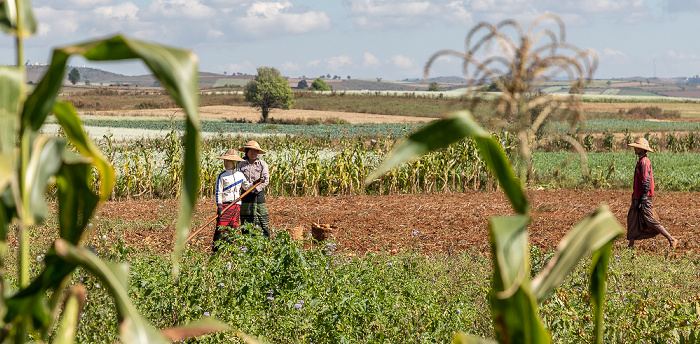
[8,191,699,343]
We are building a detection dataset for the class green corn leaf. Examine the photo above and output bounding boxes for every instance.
[54,239,170,344]
[0,66,20,195]
[364,110,527,214]
[55,158,100,245]
[489,215,550,344]
[52,101,115,201]
[452,332,498,344]
[5,250,76,329]
[0,66,20,154]
[531,204,623,303]
[22,35,200,279]
[590,241,614,344]
[160,318,231,342]
[23,136,64,225]
[53,285,86,344]
[0,0,37,37]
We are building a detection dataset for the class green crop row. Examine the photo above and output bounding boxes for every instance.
[532,152,700,191]
[81,132,700,201]
[552,119,700,132]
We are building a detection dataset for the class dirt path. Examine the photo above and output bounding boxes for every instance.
[97,190,700,256]
[81,105,435,124]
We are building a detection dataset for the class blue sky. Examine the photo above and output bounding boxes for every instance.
[3,0,700,80]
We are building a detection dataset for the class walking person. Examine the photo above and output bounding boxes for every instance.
[626,137,678,249]
[238,141,271,237]
[213,149,252,252]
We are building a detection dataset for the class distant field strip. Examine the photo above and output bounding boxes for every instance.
[533,152,700,191]
[553,119,700,132]
[52,119,427,139]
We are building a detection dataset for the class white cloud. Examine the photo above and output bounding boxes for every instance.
[599,48,630,63]
[33,7,80,36]
[148,0,216,19]
[307,60,321,67]
[207,29,224,39]
[225,61,255,74]
[236,1,331,38]
[363,52,380,67]
[326,55,352,69]
[344,0,651,30]
[34,0,112,10]
[390,55,415,68]
[281,61,300,71]
[93,3,139,20]
[665,50,700,61]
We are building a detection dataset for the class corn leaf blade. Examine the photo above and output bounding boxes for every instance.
[452,332,498,344]
[489,215,550,344]
[22,35,200,278]
[160,318,231,342]
[24,136,64,224]
[0,0,37,37]
[52,101,115,201]
[531,204,623,303]
[54,239,170,344]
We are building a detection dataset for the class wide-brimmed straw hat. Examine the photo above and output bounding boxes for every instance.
[239,140,266,154]
[628,137,654,153]
[217,149,245,161]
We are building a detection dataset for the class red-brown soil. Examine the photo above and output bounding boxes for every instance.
[96,190,700,257]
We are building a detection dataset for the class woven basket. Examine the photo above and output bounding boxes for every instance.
[311,223,335,241]
[288,226,304,240]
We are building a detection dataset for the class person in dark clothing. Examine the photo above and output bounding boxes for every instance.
[238,141,271,237]
[626,137,678,249]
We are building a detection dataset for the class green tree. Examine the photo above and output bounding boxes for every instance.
[297,79,308,89]
[68,67,80,84]
[309,77,331,91]
[244,66,294,122]
[427,81,440,91]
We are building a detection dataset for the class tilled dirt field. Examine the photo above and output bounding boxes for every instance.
[97,189,700,256]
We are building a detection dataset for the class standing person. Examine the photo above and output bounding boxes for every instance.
[626,137,678,249]
[238,140,271,237]
[214,149,252,252]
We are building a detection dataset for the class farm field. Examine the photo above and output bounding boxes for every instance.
[95,189,700,256]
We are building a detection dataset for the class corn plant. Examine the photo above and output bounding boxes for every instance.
[380,16,620,342]
[425,14,597,184]
[0,0,232,342]
[366,109,623,344]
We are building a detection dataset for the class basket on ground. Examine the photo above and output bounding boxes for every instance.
[311,223,336,241]
[287,226,304,240]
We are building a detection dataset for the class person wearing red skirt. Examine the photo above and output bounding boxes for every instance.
[214,149,252,252]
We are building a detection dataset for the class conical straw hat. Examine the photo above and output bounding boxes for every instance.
[217,149,244,161]
[628,137,654,153]
[239,140,266,154]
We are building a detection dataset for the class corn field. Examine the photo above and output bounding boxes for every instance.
[66,129,700,201]
[84,131,519,200]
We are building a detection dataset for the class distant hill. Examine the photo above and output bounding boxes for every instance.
[26,65,159,87]
[18,65,700,98]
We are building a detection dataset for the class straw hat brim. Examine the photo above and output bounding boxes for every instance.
[238,146,266,154]
[217,155,245,162]
[628,142,654,153]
